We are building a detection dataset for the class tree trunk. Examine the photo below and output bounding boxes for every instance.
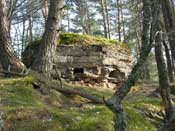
[161,0,175,67]
[100,0,109,38]
[120,1,125,41]
[75,0,89,35]
[163,41,174,82]
[155,32,174,121]
[7,0,17,36]
[135,26,142,58]
[0,0,24,71]
[104,0,110,38]
[105,0,153,131]
[117,0,121,41]
[31,0,64,75]
[42,0,49,24]
[21,10,26,53]
[141,61,150,80]
[85,1,92,35]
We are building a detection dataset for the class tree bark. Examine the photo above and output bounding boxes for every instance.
[116,0,121,41]
[155,32,174,121]
[120,1,125,41]
[163,41,174,82]
[27,0,33,44]
[0,0,25,71]
[31,0,64,75]
[105,0,153,131]
[104,0,110,38]
[161,0,175,67]
[42,0,49,24]
[75,0,90,35]
[100,0,109,38]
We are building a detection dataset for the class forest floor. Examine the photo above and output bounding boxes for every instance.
[0,76,169,131]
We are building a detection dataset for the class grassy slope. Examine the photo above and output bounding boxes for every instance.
[0,77,163,131]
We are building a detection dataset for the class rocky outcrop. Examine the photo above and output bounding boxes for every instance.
[22,33,133,89]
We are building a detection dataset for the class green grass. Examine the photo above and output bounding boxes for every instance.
[0,77,162,131]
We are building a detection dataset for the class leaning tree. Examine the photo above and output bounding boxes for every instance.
[0,0,25,71]
[31,0,64,76]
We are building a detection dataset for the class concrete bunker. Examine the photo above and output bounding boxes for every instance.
[22,33,133,89]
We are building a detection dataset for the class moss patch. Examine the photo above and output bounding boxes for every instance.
[0,77,162,131]
[27,33,129,49]
[59,33,125,46]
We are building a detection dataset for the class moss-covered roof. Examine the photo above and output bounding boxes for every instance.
[59,33,119,45]
[28,33,130,51]
[58,33,130,50]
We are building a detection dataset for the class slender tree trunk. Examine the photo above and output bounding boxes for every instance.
[141,61,150,80]
[100,0,108,38]
[75,0,89,34]
[155,1,175,130]
[0,0,24,71]
[42,0,49,24]
[163,41,174,82]
[104,0,110,38]
[28,17,33,43]
[156,35,175,131]
[32,0,64,75]
[135,26,142,58]
[21,11,26,53]
[117,0,121,41]
[161,0,175,67]
[155,32,174,121]
[7,0,17,36]
[85,1,91,35]
[67,9,70,32]
[173,59,175,77]
[121,5,125,41]
[27,0,33,43]
[105,0,153,131]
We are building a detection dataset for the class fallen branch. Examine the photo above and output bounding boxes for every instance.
[51,85,104,104]
[32,82,104,104]
[1,69,108,105]
[32,72,105,104]
[0,68,30,77]
[0,71,27,77]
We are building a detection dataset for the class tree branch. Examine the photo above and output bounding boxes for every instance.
[32,71,105,104]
